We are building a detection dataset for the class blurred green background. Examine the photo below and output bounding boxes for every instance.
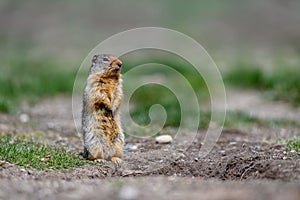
[1,0,300,128]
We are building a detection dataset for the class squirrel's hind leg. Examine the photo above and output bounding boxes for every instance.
[111,139,123,167]
[111,157,122,167]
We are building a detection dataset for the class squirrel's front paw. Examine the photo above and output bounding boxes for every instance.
[103,98,111,108]
[98,93,110,105]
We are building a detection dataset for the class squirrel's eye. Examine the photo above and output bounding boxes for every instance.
[103,57,110,62]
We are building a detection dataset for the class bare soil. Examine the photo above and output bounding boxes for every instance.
[0,92,299,200]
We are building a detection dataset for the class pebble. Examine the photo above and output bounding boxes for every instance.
[20,168,33,175]
[123,144,138,151]
[118,185,139,200]
[19,113,29,123]
[254,146,262,151]
[219,150,226,156]
[155,135,172,144]
[0,161,6,166]
[283,156,288,160]
[20,168,27,173]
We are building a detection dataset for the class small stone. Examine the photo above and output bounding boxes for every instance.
[229,142,237,145]
[155,135,172,144]
[123,144,138,151]
[290,150,296,153]
[254,146,262,151]
[283,156,287,160]
[20,168,27,173]
[19,113,29,123]
[118,185,139,200]
[219,150,226,156]
[194,157,199,162]
[0,160,5,166]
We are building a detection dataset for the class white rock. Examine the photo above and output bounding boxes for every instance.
[155,135,172,144]
[20,168,27,173]
[219,150,226,156]
[283,156,288,160]
[124,144,138,151]
[19,113,29,123]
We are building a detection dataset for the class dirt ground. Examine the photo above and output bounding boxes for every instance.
[0,90,299,200]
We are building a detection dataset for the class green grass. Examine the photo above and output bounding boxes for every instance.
[2,52,299,132]
[121,51,209,128]
[120,51,208,95]
[224,63,300,105]
[129,85,182,127]
[129,106,300,131]
[123,54,300,129]
[285,136,300,153]
[122,53,300,129]
[224,111,300,128]
[0,57,76,113]
[224,111,260,127]
[0,134,85,170]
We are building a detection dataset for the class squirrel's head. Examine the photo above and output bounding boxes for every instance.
[90,54,122,77]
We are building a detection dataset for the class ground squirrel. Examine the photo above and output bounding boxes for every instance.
[81,54,124,165]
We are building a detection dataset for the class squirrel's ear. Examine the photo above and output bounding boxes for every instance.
[92,55,98,63]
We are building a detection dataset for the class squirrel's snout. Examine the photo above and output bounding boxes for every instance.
[108,56,122,69]
[116,61,122,69]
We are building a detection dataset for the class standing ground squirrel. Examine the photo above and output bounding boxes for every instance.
[82,54,124,165]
